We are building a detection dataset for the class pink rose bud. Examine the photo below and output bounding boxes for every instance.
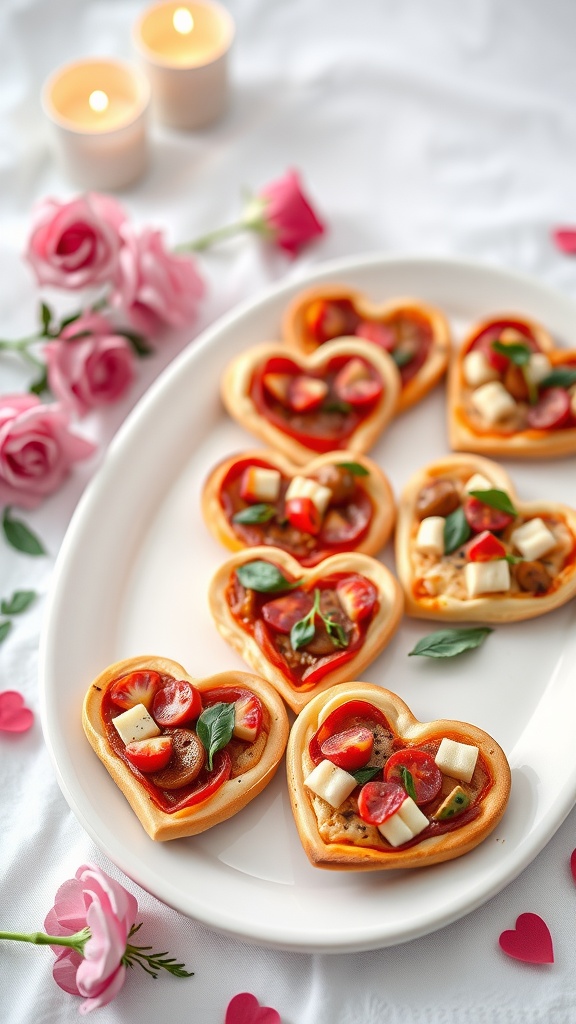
[0,394,95,509]
[25,192,127,290]
[257,169,325,256]
[44,312,135,418]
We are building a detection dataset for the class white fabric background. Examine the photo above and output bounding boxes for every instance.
[2,0,576,1021]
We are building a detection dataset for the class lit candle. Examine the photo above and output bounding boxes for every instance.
[42,58,151,189]
[134,1,235,130]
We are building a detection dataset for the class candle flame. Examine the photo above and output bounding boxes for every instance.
[173,7,194,34]
[88,90,109,113]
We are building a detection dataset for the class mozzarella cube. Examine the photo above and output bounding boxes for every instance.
[435,738,479,784]
[464,473,493,495]
[465,559,510,597]
[526,353,552,386]
[285,475,332,516]
[378,797,429,847]
[241,466,281,503]
[462,350,499,388]
[112,703,161,745]
[510,517,557,560]
[415,516,445,557]
[304,759,357,809]
[470,381,517,424]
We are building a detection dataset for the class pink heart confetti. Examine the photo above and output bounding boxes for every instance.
[552,228,576,255]
[499,913,554,964]
[0,690,34,733]
[225,993,281,1024]
[570,849,576,884]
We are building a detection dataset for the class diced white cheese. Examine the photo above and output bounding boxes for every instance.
[415,516,445,557]
[470,381,517,425]
[510,517,557,561]
[285,475,332,516]
[462,350,499,388]
[435,738,479,784]
[465,559,510,598]
[304,759,357,808]
[464,473,493,495]
[526,353,552,386]
[242,466,281,502]
[377,797,429,847]
[112,703,161,745]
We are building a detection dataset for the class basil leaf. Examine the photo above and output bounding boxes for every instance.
[232,503,276,525]
[1,590,36,615]
[351,765,380,785]
[324,616,349,649]
[290,617,316,651]
[323,399,352,414]
[196,701,235,770]
[392,348,414,368]
[538,368,576,390]
[443,506,471,555]
[0,620,11,644]
[505,554,522,565]
[236,560,301,593]
[468,488,517,517]
[408,627,494,659]
[491,340,531,366]
[337,462,369,477]
[2,508,46,556]
[400,766,417,801]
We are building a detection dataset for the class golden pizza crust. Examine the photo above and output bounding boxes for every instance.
[282,284,451,413]
[200,448,396,562]
[220,338,401,465]
[208,548,404,713]
[395,453,576,622]
[286,681,511,870]
[82,656,290,841]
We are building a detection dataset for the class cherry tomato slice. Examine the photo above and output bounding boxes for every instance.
[320,725,374,771]
[109,670,162,711]
[336,575,377,622]
[125,736,173,773]
[466,530,507,562]
[333,358,383,407]
[305,299,359,343]
[526,388,572,430]
[285,496,322,535]
[384,749,442,805]
[357,780,406,825]
[355,320,396,352]
[233,694,263,742]
[463,496,514,534]
[288,375,328,412]
[261,590,314,634]
[151,679,203,727]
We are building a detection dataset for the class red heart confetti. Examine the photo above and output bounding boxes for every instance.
[0,690,34,733]
[552,228,576,255]
[499,913,554,964]
[225,993,281,1024]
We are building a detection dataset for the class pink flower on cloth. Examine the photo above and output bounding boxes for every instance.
[225,993,282,1024]
[44,864,139,1015]
[0,394,95,509]
[257,170,325,256]
[25,193,127,290]
[113,225,205,334]
[44,312,135,418]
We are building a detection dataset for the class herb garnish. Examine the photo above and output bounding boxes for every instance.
[351,765,380,785]
[232,503,276,525]
[468,488,517,517]
[408,627,494,659]
[491,339,537,403]
[392,348,414,368]
[337,461,369,477]
[400,766,417,801]
[538,368,576,390]
[443,506,471,555]
[236,560,301,593]
[290,588,349,652]
[196,702,235,770]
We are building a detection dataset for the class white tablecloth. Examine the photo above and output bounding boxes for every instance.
[3,1,576,1021]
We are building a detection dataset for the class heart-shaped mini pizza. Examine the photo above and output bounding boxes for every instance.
[220,338,400,465]
[447,313,576,457]
[286,681,511,870]
[282,284,451,413]
[82,656,289,841]
[395,453,576,622]
[201,448,395,567]
[208,548,404,713]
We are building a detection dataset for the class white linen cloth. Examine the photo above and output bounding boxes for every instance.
[2,0,576,1021]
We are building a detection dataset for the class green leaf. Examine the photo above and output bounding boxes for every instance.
[336,462,369,477]
[118,330,154,357]
[39,302,52,336]
[0,620,11,644]
[443,506,471,555]
[196,702,235,770]
[538,368,576,390]
[2,508,46,556]
[324,615,349,649]
[351,765,381,785]
[64,330,94,342]
[29,367,50,396]
[323,399,352,414]
[58,312,82,331]
[236,560,301,593]
[408,627,494,659]
[505,554,522,565]
[290,616,316,651]
[232,503,276,525]
[468,488,517,517]
[491,340,531,366]
[1,590,36,615]
[400,766,417,801]
[392,348,414,368]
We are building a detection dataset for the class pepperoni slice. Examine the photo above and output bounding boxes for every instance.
[384,749,442,805]
[261,590,313,634]
[463,496,514,534]
[357,781,406,825]
[526,388,572,430]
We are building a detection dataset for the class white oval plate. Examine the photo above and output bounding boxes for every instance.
[40,255,576,953]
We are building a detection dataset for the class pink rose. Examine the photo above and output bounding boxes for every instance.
[25,192,127,290]
[112,225,205,334]
[44,312,135,418]
[0,394,95,509]
[257,170,325,256]
[44,863,138,1015]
